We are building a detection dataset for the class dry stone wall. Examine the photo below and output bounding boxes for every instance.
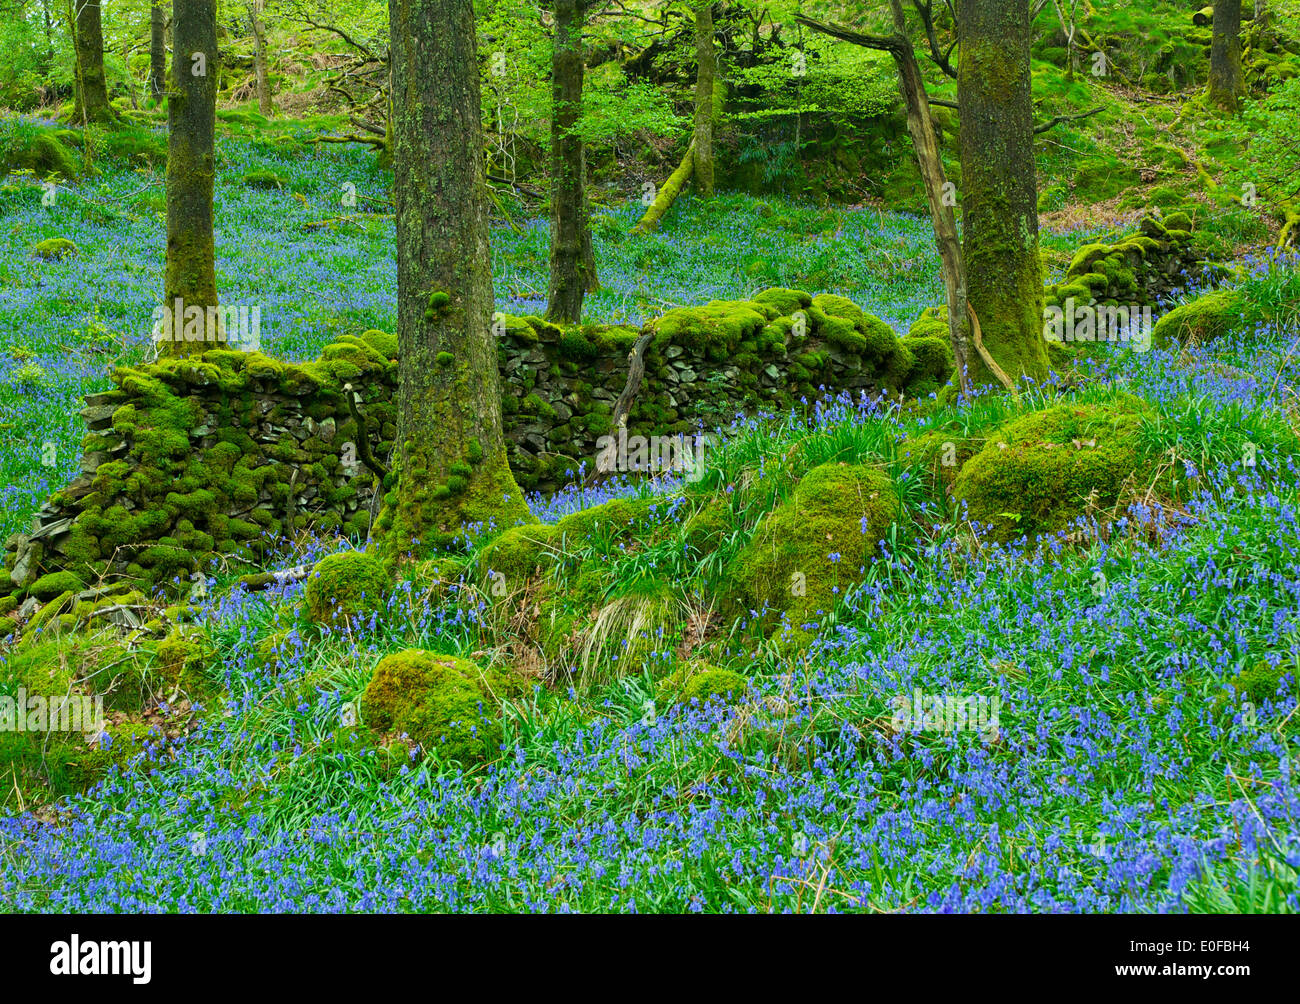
[0,288,953,632]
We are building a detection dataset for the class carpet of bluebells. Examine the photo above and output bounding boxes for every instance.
[1,130,1298,912]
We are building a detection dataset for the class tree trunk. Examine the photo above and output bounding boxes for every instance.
[380,0,530,560]
[631,138,694,234]
[693,2,716,197]
[73,0,113,123]
[545,0,594,323]
[162,0,219,357]
[956,0,1048,389]
[150,1,167,102]
[246,0,274,116]
[1208,0,1245,113]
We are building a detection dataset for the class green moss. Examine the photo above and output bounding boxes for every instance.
[554,496,657,544]
[303,551,389,627]
[751,287,812,316]
[1151,290,1244,346]
[32,237,78,261]
[475,523,558,584]
[29,570,82,601]
[679,667,747,706]
[241,169,283,189]
[903,336,955,397]
[651,300,769,354]
[361,649,506,765]
[436,351,455,367]
[359,328,398,360]
[953,403,1153,542]
[1214,661,1296,717]
[734,463,899,628]
[0,129,79,179]
[907,306,949,340]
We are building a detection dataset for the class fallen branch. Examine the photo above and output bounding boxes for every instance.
[968,302,1019,401]
[631,138,696,235]
[236,564,313,591]
[342,383,390,480]
[1033,106,1103,134]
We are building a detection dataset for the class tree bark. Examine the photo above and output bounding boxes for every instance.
[380,0,530,561]
[73,0,113,123]
[150,0,166,102]
[1208,0,1245,113]
[162,0,219,357]
[693,2,716,197]
[956,0,1048,389]
[246,0,274,116]
[545,0,594,323]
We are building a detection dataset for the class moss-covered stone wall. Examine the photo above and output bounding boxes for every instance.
[1044,209,1212,312]
[1,289,949,629]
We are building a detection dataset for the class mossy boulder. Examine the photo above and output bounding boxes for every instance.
[29,570,82,601]
[0,129,79,179]
[241,169,284,189]
[303,550,389,627]
[907,306,949,340]
[734,462,900,626]
[953,402,1152,542]
[33,237,78,261]
[1151,289,1244,346]
[475,522,558,585]
[679,667,747,706]
[361,649,508,765]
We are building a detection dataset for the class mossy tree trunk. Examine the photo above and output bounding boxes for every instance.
[693,2,715,197]
[631,138,694,234]
[956,0,1049,389]
[630,2,717,232]
[246,0,274,116]
[163,0,219,356]
[545,0,596,323]
[73,0,113,123]
[149,0,167,102]
[1208,0,1245,113]
[380,0,530,562]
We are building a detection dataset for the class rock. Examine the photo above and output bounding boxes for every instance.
[79,404,117,426]
[10,537,42,588]
[80,451,109,473]
[30,517,73,541]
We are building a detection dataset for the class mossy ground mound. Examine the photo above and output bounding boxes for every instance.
[734,462,900,628]
[1152,289,1246,346]
[0,128,79,180]
[304,551,389,627]
[953,402,1154,542]
[362,649,517,765]
[0,631,211,811]
[32,238,78,261]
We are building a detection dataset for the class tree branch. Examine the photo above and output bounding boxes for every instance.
[1033,106,1102,134]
